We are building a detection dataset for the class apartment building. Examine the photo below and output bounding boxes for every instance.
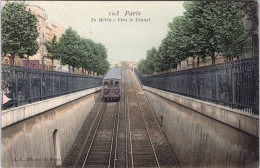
[25,5,65,70]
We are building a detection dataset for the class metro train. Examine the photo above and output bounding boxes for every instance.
[102,67,122,102]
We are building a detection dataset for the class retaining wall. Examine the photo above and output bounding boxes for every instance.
[1,87,101,167]
[143,86,259,167]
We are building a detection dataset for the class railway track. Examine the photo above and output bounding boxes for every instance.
[130,70,179,168]
[126,70,160,167]
[113,67,130,168]
[80,102,119,167]
[62,65,179,168]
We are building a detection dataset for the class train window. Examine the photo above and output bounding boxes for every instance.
[103,81,109,88]
[109,80,114,87]
[115,81,120,87]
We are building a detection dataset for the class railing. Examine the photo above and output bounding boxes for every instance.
[1,65,102,110]
[135,57,259,115]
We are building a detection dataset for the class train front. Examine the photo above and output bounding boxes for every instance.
[102,79,121,101]
[102,67,122,102]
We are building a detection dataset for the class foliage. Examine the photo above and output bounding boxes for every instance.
[139,1,252,74]
[78,38,94,73]
[137,48,159,75]
[157,16,198,70]
[234,1,258,34]
[78,39,109,75]
[137,59,147,75]
[1,2,39,64]
[146,47,158,73]
[183,1,251,63]
[55,27,81,71]
[55,27,109,75]
[94,43,110,75]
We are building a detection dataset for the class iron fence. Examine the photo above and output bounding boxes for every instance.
[1,65,102,110]
[135,56,259,115]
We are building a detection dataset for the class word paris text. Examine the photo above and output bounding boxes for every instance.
[91,10,150,23]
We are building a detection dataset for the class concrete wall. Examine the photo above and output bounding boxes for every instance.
[143,86,258,138]
[2,87,101,128]
[144,87,259,168]
[2,88,100,168]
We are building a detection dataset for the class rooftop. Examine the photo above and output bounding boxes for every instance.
[103,67,122,80]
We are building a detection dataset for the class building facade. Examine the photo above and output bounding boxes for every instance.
[241,1,259,58]
[0,5,65,69]
[2,5,65,69]
[26,5,65,70]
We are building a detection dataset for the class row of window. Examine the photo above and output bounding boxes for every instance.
[103,80,120,88]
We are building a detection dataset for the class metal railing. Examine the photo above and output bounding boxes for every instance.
[1,65,102,110]
[135,56,259,115]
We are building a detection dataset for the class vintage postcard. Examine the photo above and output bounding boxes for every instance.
[1,1,259,167]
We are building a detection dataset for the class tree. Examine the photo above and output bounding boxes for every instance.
[146,1,251,73]
[144,47,158,74]
[55,27,81,73]
[137,59,147,75]
[156,14,207,71]
[55,27,109,75]
[96,59,110,76]
[79,38,98,74]
[44,35,57,70]
[158,17,187,71]
[183,1,251,64]
[94,43,109,75]
[79,38,109,75]
[2,2,39,65]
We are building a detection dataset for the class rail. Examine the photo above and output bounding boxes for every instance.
[135,56,259,115]
[1,65,102,109]
[81,102,107,168]
[132,82,160,168]
[81,102,119,167]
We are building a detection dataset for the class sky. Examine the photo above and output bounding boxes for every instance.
[6,1,186,64]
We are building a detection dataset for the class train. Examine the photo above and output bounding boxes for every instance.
[102,67,122,102]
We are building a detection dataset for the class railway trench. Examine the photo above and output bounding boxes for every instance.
[62,66,179,168]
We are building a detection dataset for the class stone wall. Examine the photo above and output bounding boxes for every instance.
[2,88,100,167]
[143,87,259,167]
